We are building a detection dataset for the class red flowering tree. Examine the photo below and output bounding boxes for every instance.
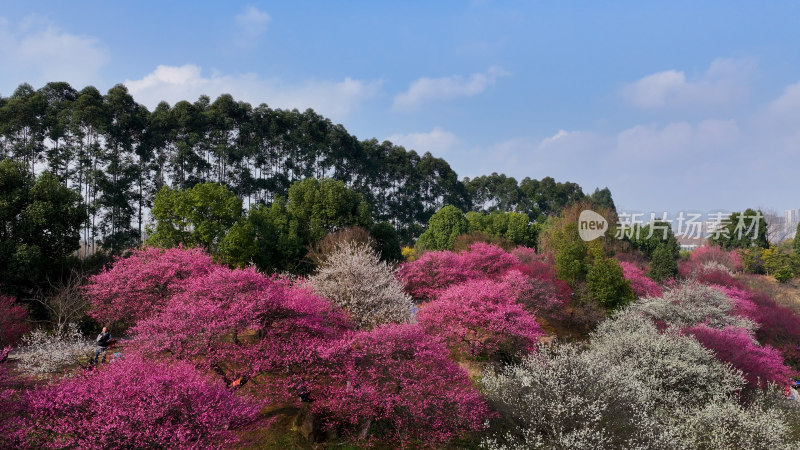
[712,286,759,323]
[709,285,800,367]
[745,291,800,367]
[85,246,215,325]
[693,268,745,289]
[314,324,490,446]
[0,293,30,347]
[21,356,258,449]
[619,262,663,298]
[684,325,793,388]
[417,276,544,360]
[131,266,351,390]
[398,243,523,300]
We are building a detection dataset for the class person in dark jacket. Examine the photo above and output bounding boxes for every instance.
[92,327,112,364]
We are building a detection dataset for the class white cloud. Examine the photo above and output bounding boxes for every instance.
[392,66,507,110]
[385,127,460,155]
[539,129,573,147]
[0,16,108,92]
[621,58,754,110]
[235,6,271,44]
[759,81,800,134]
[124,64,382,120]
[616,119,740,162]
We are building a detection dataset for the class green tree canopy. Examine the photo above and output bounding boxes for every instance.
[0,159,86,297]
[286,178,373,244]
[147,182,242,252]
[218,198,304,273]
[466,210,538,247]
[708,209,769,250]
[629,220,680,259]
[417,205,471,251]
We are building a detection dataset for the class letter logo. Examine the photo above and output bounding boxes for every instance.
[578,210,608,241]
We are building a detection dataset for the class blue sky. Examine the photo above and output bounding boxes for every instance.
[1,1,799,214]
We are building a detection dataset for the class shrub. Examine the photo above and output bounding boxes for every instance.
[648,242,678,282]
[684,325,793,388]
[21,356,258,449]
[739,246,766,274]
[132,266,351,389]
[0,292,30,347]
[15,323,94,375]
[308,241,413,330]
[401,245,417,261]
[397,243,522,301]
[84,246,215,326]
[553,227,589,285]
[417,275,543,360]
[586,257,635,310]
[759,246,796,282]
[315,324,489,447]
[619,261,662,298]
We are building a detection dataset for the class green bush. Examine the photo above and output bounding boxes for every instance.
[586,257,635,310]
[648,242,679,282]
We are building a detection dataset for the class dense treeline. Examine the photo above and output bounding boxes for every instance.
[0,82,472,249]
[0,81,613,298]
[0,81,611,246]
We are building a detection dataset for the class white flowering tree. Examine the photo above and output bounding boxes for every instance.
[15,323,94,375]
[308,241,414,330]
[481,312,798,449]
[627,282,755,331]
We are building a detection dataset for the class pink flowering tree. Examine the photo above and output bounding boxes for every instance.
[683,325,794,388]
[84,246,215,326]
[505,249,572,322]
[417,276,544,360]
[398,242,523,300]
[690,245,743,272]
[0,292,30,347]
[313,324,490,447]
[21,356,259,449]
[620,262,663,298]
[131,266,351,391]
